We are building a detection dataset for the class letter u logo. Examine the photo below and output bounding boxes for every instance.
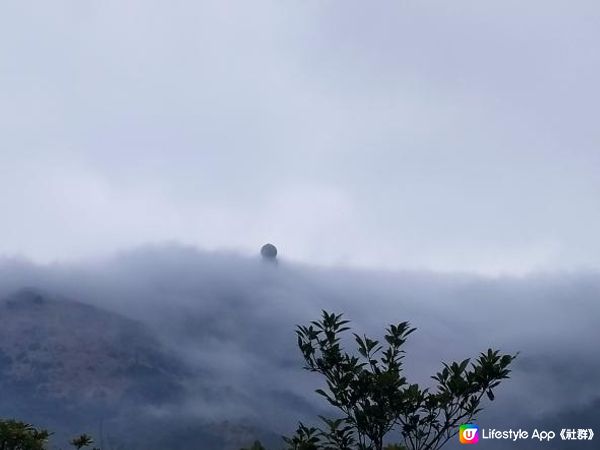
[460,424,479,444]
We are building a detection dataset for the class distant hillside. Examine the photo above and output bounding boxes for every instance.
[0,288,274,450]
[0,288,186,405]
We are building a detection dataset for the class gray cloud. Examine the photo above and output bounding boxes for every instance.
[1,1,600,273]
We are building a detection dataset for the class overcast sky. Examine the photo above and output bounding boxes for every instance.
[1,1,599,274]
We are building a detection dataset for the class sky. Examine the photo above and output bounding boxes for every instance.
[1,1,599,274]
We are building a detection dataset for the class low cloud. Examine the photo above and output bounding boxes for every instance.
[1,244,598,448]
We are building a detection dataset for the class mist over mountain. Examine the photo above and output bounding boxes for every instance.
[0,245,598,449]
[2,1,599,448]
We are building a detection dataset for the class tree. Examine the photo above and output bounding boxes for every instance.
[288,311,517,450]
[0,419,51,450]
[70,434,98,450]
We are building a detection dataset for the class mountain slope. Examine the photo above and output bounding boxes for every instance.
[0,288,274,449]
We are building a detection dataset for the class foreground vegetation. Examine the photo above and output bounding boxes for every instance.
[1,311,516,450]
[278,311,516,450]
[0,420,97,450]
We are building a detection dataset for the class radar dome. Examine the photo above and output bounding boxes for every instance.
[260,243,278,260]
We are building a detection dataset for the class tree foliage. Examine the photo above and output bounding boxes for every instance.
[0,420,51,450]
[287,311,517,450]
[69,434,98,450]
[0,420,102,450]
